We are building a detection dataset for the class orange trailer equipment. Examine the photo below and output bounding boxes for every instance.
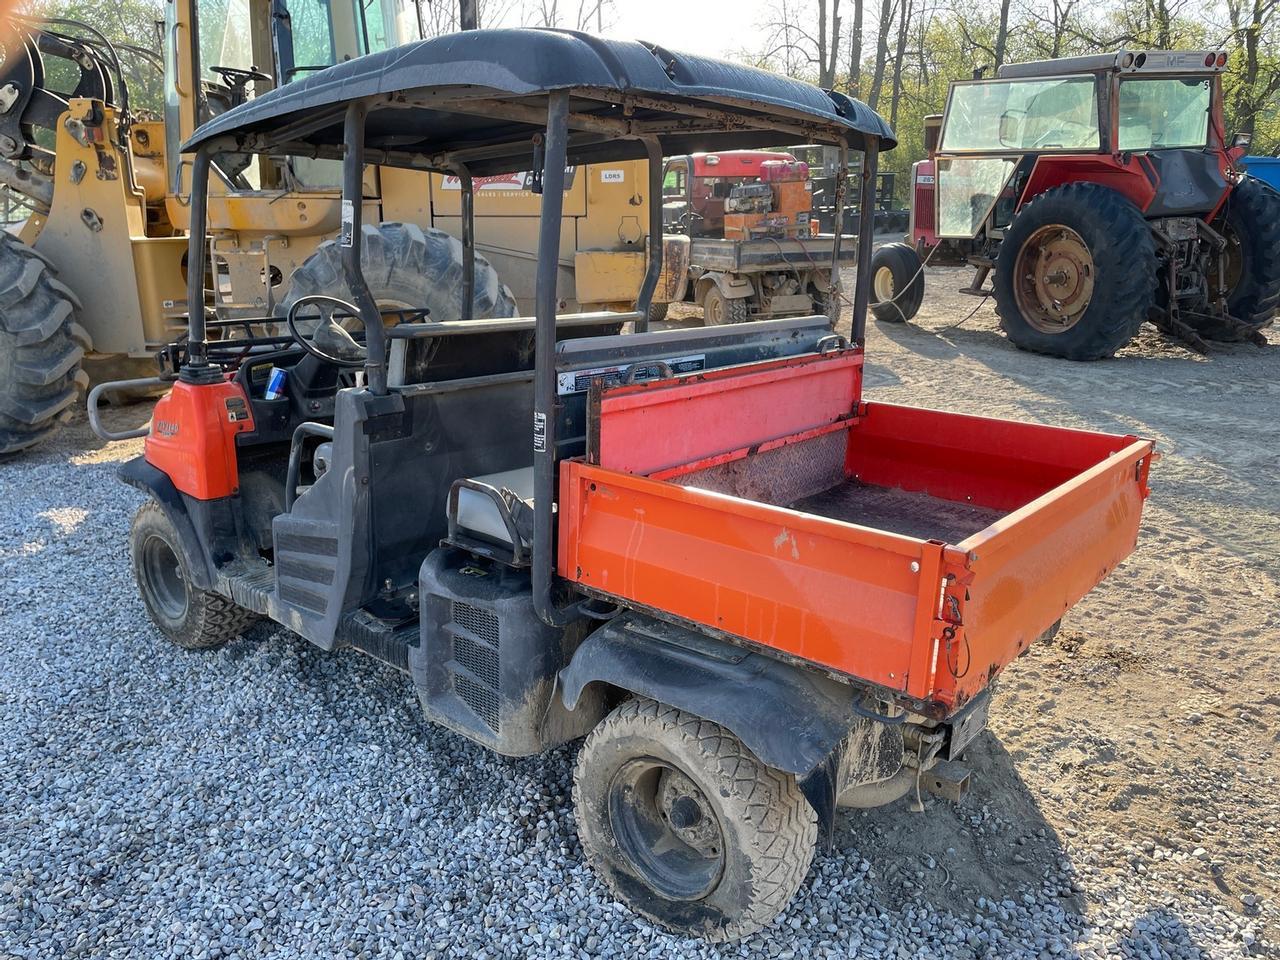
[90,29,1154,942]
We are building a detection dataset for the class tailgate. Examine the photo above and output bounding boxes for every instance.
[937,436,1154,711]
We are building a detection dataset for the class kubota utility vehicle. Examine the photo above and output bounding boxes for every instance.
[877,50,1280,358]
[92,30,1155,940]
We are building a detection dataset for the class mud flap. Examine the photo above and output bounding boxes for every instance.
[117,456,215,591]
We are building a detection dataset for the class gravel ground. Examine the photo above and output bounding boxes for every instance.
[1,272,1277,958]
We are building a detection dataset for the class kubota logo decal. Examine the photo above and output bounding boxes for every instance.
[156,420,179,437]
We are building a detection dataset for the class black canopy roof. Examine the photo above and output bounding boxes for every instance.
[184,28,895,175]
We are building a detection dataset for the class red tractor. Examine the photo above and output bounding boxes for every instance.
[873,50,1280,359]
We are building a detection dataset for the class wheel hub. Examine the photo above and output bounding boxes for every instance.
[1014,225,1095,334]
[608,758,726,901]
[140,534,188,621]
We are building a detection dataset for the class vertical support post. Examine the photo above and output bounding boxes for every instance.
[825,138,849,328]
[851,138,879,348]
[340,100,388,395]
[180,146,216,381]
[533,91,570,627]
[459,0,478,29]
[633,138,664,333]
[454,164,476,320]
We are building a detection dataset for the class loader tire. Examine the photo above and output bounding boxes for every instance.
[573,697,817,942]
[277,222,517,327]
[869,241,926,322]
[1213,175,1280,337]
[130,501,257,650]
[0,234,87,456]
[993,183,1156,360]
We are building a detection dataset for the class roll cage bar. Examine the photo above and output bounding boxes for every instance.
[176,29,894,629]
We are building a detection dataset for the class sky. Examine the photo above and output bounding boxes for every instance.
[602,1,774,59]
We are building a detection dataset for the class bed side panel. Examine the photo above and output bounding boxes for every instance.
[848,402,1138,512]
[558,461,940,693]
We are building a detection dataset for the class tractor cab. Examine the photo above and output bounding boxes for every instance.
[888,49,1280,357]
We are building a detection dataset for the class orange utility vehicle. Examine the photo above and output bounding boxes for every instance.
[91,30,1154,941]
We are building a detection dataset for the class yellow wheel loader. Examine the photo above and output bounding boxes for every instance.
[0,3,665,454]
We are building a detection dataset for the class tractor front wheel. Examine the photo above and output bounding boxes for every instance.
[130,502,257,650]
[573,698,817,942]
[869,242,926,322]
[993,183,1156,360]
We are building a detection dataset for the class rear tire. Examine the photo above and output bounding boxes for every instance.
[993,183,1156,360]
[277,222,517,324]
[646,300,669,324]
[130,501,256,650]
[573,698,817,942]
[0,234,87,456]
[701,285,749,325]
[1215,176,1280,337]
[869,242,925,322]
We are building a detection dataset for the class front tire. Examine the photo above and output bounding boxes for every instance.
[277,222,517,325]
[869,242,925,322]
[130,501,256,650]
[993,183,1156,360]
[573,698,817,942]
[0,234,87,456]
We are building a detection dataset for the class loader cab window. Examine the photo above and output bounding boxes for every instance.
[357,0,419,54]
[282,0,338,80]
[1118,78,1211,151]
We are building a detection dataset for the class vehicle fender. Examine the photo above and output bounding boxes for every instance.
[117,456,216,591]
[560,613,870,777]
[695,271,754,302]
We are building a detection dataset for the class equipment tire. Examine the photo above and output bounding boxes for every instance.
[993,183,1155,360]
[573,697,817,942]
[869,242,925,322]
[646,299,669,324]
[1215,175,1280,336]
[277,222,517,325]
[130,501,257,650]
[701,285,749,325]
[0,234,87,455]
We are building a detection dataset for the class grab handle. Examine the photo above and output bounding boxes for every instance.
[87,377,170,442]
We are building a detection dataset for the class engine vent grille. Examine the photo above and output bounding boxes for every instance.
[449,601,501,733]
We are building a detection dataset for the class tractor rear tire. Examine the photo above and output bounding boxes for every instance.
[130,501,257,650]
[869,242,925,322]
[277,222,517,325]
[573,698,817,942]
[702,286,749,325]
[0,234,87,456]
[993,183,1156,360]
[1215,175,1280,337]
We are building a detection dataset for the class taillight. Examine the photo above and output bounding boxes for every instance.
[1205,53,1216,67]
[1216,52,1228,67]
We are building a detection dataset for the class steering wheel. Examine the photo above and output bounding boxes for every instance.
[210,65,273,87]
[285,294,368,367]
[210,65,272,107]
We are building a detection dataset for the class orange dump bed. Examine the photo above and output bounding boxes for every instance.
[558,350,1152,717]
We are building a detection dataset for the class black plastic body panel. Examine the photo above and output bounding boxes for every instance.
[1142,149,1228,217]
[560,612,874,777]
[414,548,604,755]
